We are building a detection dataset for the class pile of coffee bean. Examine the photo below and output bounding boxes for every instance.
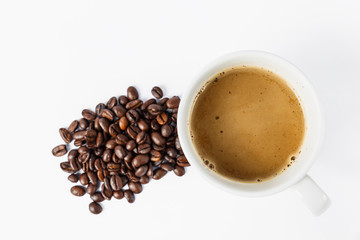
[52,86,190,214]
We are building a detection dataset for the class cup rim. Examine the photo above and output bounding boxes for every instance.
[177,50,324,197]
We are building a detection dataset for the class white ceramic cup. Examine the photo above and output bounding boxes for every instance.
[177,50,331,216]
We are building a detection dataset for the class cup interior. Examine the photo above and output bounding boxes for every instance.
[177,51,324,197]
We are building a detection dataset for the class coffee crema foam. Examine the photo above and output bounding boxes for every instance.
[190,66,305,183]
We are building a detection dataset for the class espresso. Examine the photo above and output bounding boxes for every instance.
[190,66,305,182]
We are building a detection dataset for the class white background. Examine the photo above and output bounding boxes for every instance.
[1,0,359,239]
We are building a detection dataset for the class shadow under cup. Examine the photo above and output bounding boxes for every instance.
[177,51,324,197]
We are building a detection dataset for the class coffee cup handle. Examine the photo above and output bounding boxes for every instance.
[291,175,331,216]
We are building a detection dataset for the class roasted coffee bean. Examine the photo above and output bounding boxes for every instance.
[87,171,98,185]
[166,147,177,158]
[98,117,110,133]
[126,109,140,123]
[138,143,151,154]
[89,202,102,214]
[52,144,67,157]
[132,154,149,167]
[68,120,79,133]
[88,158,96,171]
[126,140,136,151]
[146,162,153,177]
[158,97,169,106]
[175,137,182,150]
[127,125,141,140]
[177,155,190,167]
[161,163,174,171]
[171,112,177,122]
[112,105,126,118]
[166,136,175,146]
[85,129,97,140]
[115,134,129,146]
[153,159,162,167]
[150,119,161,131]
[156,112,168,125]
[79,173,89,185]
[118,95,129,105]
[106,96,117,109]
[110,175,122,191]
[102,149,112,162]
[88,155,96,171]
[95,103,106,115]
[135,165,148,177]
[136,131,147,145]
[104,177,111,190]
[150,150,161,161]
[137,119,149,132]
[60,162,74,173]
[78,118,89,130]
[124,190,135,203]
[94,148,104,157]
[101,184,112,200]
[59,128,72,144]
[105,139,117,149]
[107,162,120,172]
[141,98,156,110]
[139,175,150,184]
[113,190,124,199]
[147,104,163,115]
[161,125,172,138]
[93,117,101,131]
[73,130,86,140]
[124,160,133,170]
[174,165,185,176]
[81,109,96,121]
[128,172,139,183]
[94,159,103,171]
[127,86,139,100]
[101,109,115,121]
[153,143,165,151]
[97,170,105,182]
[96,132,104,147]
[166,96,180,109]
[129,181,142,194]
[78,152,90,163]
[68,156,80,171]
[78,146,89,155]
[125,99,142,109]
[74,139,83,147]
[124,151,133,163]
[82,162,89,172]
[119,116,129,131]
[144,111,155,120]
[67,149,79,162]
[151,132,165,146]
[70,186,85,197]
[86,184,97,195]
[109,123,121,137]
[67,174,78,183]
[164,155,176,164]
[114,145,126,159]
[153,168,167,180]
[91,192,105,202]
[151,86,163,99]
